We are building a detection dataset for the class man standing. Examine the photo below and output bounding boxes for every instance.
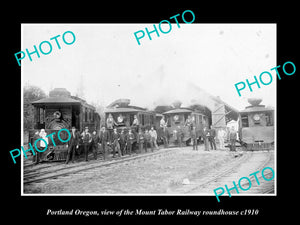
[91,130,99,160]
[81,127,92,162]
[66,126,79,164]
[217,128,226,150]
[112,128,121,158]
[176,126,183,147]
[119,129,126,156]
[132,115,139,132]
[106,113,116,142]
[229,126,237,151]
[99,126,110,160]
[144,129,151,153]
[137,129,145,153]
[209,125,217,150]
[149,127,159,151]
[35,129,49,164]
[126,129,135,155]
[203,127,210,151]
[32,131,40,163]
[160,116,168,148]
[185,115,193,132]
[191,126,198,150]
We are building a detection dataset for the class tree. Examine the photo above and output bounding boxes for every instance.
[23,85,47,130]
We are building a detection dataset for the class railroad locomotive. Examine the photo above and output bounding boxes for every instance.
[162,106,209,145]
[238,98,274,151]
[30,88,100,161]
[104,99,159,145]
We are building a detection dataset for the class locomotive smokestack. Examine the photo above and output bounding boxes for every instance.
[247,98,262,106]
[172,100,182,109]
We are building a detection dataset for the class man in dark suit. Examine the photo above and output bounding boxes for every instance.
[119,129,126,156]
[203,127,210,151]
[65,126,79,164]
[111,128,121,157]
[91,130,99,160]
[209,125,217,150]
[81,127,92,162]
[126,129,135,155]
[99,126,110,160]
[191,126,198,150]
[137,129,145,153]
[229,126,237,151]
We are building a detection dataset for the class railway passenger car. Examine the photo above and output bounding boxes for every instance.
[238,98,274,151]
[30,88,100,161]
[163,107,209,145]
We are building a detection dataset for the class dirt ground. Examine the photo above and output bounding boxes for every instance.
[24,145,244,194]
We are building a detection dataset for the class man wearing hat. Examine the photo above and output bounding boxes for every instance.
[99,126,110,160]
[111,128,121,157]
[126,129,135,155]
[81,126,92,161]
[66,126,80,164]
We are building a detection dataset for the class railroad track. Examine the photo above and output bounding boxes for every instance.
[184,151,274,194]
[24,147,179,185]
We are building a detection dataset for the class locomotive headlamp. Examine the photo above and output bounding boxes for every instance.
[54,111,61,119]
[253,114,260,121]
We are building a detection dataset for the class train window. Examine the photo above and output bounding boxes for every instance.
[150,115,154,125]
[166,116,171,127]
[265,112,274,126]
[91,111,94,122]
[241,115,249,127]
[85,108,88,122]
[130,114,134,125]
[184,114,188,121]
[146,114,150,125]
[140,114,145,125]
[39,108,44,124]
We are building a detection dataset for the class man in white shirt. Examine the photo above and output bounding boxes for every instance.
[149,127,159,151]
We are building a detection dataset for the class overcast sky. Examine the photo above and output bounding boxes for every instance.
[22,23,276,111]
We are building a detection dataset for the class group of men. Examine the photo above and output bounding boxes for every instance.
[159,115,238,151]
[65,125,161,164]
[195,126,237,151]
[31,115,238,164]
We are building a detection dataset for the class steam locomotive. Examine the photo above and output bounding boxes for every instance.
[29,88,101,161]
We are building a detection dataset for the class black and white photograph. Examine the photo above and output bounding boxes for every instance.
[21,23,276,196]
[4,5,297,223]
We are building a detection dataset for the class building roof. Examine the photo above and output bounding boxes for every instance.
[240,105,274,113]
[31,96,81,105]
[104,107,142,113]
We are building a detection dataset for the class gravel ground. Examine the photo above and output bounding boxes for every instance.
[24,146,274,195]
